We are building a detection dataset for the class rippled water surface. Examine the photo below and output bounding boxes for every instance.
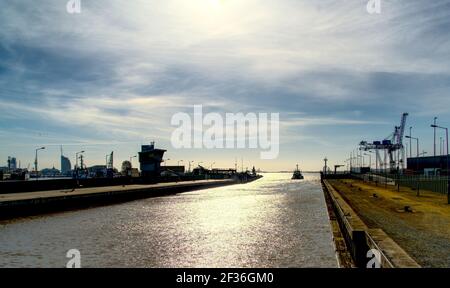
[0,173,337,267]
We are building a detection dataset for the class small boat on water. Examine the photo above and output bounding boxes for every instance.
[292,164,304,180]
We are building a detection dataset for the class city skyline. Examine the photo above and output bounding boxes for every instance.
[1,0,450,170]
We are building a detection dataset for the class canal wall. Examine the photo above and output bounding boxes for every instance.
[0,176,211,194]
[321,178,420,268]
[0,179,241,219]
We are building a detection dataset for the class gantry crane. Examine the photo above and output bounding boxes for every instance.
[359,113,409,173]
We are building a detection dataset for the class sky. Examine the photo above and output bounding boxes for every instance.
[1,0,450,171]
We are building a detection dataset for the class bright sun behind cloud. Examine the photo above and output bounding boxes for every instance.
[208,0,223,9]
[166,0,259,38]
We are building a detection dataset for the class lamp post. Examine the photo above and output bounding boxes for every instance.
[434,117,438,157]
[431,124,449,204]
[35,147,45,180]
[75,150,85,182]
[409,127,412,158]
[349,152,353,173]
[177,160,184,166]
[188,161,194,173]
[210,162,215,170]
[353,149,356,168]
[164,158,170,166]
[130,155,137,165]
[75,151,85,170]
[405,142,408,161]
[405,136,419,173]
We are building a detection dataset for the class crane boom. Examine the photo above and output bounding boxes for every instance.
[397,113,408,145]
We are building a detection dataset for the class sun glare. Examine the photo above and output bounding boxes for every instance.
[167,0,254,37]
[208,0,223,10]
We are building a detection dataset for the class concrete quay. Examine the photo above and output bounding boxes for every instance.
[322,178,421,268]
[0,179,239,219]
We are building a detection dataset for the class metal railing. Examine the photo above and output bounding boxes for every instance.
[354,173,448,195]
[396,175,448,195]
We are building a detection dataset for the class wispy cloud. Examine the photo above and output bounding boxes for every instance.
[1,0,450,169]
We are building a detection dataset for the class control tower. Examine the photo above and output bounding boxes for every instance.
[139,142,166,177]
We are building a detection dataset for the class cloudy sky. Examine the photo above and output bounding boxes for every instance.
[1,0,450,171]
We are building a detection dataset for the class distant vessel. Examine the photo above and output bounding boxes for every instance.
[291,164,304,180]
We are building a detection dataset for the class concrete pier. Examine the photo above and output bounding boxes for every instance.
[0,179,239,219]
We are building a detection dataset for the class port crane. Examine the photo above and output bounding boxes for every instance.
[359,113,409,173]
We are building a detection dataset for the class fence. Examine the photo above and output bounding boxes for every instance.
[396,175,448,195]
[354,173,449,195]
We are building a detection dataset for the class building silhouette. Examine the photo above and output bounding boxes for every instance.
[60,146,72,175]
[8,157,17,170]
[139,142,166,177]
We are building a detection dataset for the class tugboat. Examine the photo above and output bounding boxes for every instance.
[291,164,304,180]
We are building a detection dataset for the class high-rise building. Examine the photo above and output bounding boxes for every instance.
[60,146,72,175]
[61,155,71,175]
[11,157,17,170]
[7,157,17,170]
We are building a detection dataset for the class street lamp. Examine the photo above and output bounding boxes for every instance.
[431,124,448,155]
[75,150,85,182]
[188,161,194,173]
[433,117,438,157]
[352,149,356,168]
[177,160,184,166]
[405,136,419,174]
[409,126,413,158]
[130,155,137,166]
[431,124,449,204]
[405,136,419,157]
[210,162,215,170]
[35,147,45,180]
[164,158,170,166]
